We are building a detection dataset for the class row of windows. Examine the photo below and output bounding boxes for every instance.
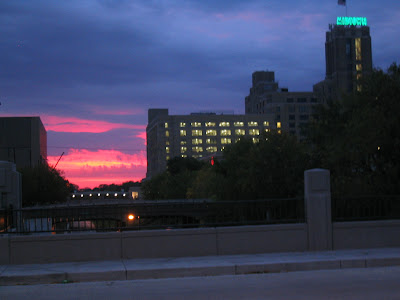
[289,114,310,121]
[173,121,269,128]
[178,138,260,153]
[166,137,262,158]
[286,98,318,103]
[178,129,267,137]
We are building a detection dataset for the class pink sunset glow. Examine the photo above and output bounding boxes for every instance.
[47,149,147,189]
[42,115,145,133]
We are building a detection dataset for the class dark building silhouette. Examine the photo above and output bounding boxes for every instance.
[0,117,47,169]
[244,71,321,139]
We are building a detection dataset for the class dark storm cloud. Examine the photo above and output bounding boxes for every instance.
[1,0,399,116]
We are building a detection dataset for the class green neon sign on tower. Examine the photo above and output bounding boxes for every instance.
[337,17,367,26]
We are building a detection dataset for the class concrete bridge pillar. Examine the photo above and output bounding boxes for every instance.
[304,168,332,251]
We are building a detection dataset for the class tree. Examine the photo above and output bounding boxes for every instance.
[19,163,74,207]
[141,157,205,200]
[305,63,400,196]
[216,132,309,200]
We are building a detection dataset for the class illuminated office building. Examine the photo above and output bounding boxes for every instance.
[146,109,276,178]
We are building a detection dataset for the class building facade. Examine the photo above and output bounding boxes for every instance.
[0,117,47,169]
[313,24,372,101]
[245,71,321,138]
[146,109,276,178]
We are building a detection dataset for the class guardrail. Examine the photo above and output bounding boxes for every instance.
[332,195,400,222]
[0,198,305,234]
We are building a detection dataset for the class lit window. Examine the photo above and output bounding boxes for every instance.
[249,129,260,136]
[191,122,202,127]
[252,137,259,143]
[219,122,230,127]
[180,140,186,145]
[181,154,187,158]
[278,130,282,134]
[234,121,244,127]
[164,122,168,128]
[206,146,217,153]
[192,138,203,145]
[355,38,362,61]
[180,130,186,136]
[205,122,216,127]
[192,146,203,153]
[235,138,241,143]
[235,129,245,135]
[221,138,232,144]
[248,121,258,127]
[165,146,170,153]
[193,154,203,158]
[166,156,170,160]
[206,138,217,144]
[165,131,169,137]
[192,130,202,136]
[263,121,269,126]
[220,129,231,136]
[166,141,170,145]
[356,64,362,71]
[265,129,270,133]
[180,122,186,127]
[206,129,217,136]
[277,122,281,129]
[181,146,187,153]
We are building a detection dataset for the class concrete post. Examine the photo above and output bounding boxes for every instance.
[304,169,332,251]
[0,161,22,231]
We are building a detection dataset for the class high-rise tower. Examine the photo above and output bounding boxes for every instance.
[314,22,372,101]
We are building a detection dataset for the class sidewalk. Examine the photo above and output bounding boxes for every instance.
[1,247,400,286]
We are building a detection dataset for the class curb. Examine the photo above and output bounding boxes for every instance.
[2,256,400,286]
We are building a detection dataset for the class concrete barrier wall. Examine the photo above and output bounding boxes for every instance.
[2,220,400,265]
[333,220,400,250]
[1,224,307,265]
[9,232,122,264]
[216,224,307,255]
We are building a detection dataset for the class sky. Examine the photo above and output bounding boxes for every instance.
[1,0,399,189]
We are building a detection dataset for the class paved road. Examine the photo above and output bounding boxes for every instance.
[2,266,400,300]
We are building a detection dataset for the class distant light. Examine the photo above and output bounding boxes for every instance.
[72,195,75,198]
[98,193,101,197]
[106,193,109,197]
[123,193,126,197]
[81,194,84,198]
[378,146,381,150]
[128,214,134,220]
[89,194,92,197]
[114,193,118,197]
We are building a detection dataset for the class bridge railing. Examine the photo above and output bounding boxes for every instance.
[0,198,304,234]
[332,195,400,222]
